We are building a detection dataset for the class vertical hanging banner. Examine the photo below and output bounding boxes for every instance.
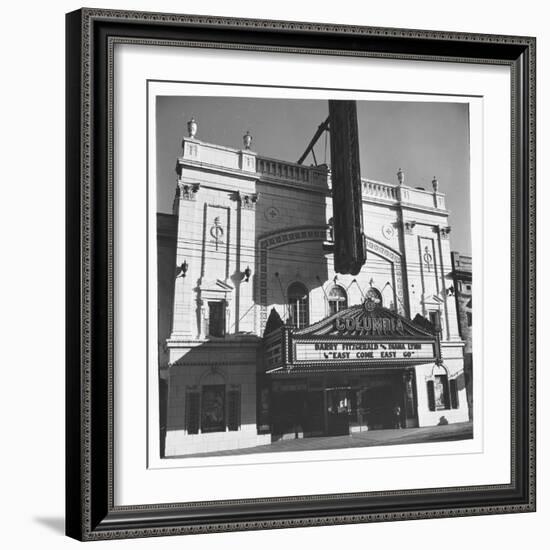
[329,100,366,275]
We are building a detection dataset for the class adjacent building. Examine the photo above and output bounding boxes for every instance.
[451,252,473,419]
[157,122,470,457]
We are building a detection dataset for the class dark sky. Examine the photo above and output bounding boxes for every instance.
[156,97,471,254]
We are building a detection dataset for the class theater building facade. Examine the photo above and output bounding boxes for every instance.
[158,125,470,457]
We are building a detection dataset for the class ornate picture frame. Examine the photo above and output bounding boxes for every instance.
[65,8,536,541]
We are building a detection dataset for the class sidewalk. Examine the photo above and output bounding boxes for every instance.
[171,421,473,459]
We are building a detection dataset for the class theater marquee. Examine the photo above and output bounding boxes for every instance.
[294,341,436,363]
[263,302,439,373]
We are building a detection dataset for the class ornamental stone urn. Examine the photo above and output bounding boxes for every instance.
[397,168,404,185]
[187,117,198,138]
[243,130,252,150]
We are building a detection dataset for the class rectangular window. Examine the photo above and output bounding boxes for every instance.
[201,385,226,433]
[467,312,472,327]
[428,310,440,331]
[227,388,241,431]
[290,299,309,328]
[208,301,225,337]
[185,391,200,435]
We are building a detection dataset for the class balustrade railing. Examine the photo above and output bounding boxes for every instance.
[362,180,399,201]
[182,145,447,210]
[256,157,326,184]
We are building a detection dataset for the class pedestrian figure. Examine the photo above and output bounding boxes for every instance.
[392,403,402,429]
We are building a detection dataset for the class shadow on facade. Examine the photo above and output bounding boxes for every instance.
[163,337,262,451]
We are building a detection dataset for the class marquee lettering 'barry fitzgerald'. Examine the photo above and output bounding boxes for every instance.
[155,98,473,458]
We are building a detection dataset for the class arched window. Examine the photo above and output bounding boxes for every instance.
[288,282,309,328]
[328,285,348,315]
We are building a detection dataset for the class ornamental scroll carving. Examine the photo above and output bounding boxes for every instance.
[179,182,201,201]
[235,191,259,210]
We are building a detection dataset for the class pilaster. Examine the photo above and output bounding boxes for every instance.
[234,191,259,334]
[170,179,202,340]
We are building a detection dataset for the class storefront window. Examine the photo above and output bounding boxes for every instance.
[201,385,226,433]
[427,375,451,411]
[328,285,348,315]
[288,282,309,328]
[433,375,450,409]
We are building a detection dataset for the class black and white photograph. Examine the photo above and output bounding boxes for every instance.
[154,93,475,459]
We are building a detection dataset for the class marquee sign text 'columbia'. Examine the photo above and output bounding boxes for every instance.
[295,342,435,362]
[334,316,405,335]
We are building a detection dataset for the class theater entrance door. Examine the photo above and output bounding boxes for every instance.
[325,388,353,436]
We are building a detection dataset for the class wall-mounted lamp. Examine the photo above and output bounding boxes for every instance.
[180,260,188,278]
[243,266,252,282]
